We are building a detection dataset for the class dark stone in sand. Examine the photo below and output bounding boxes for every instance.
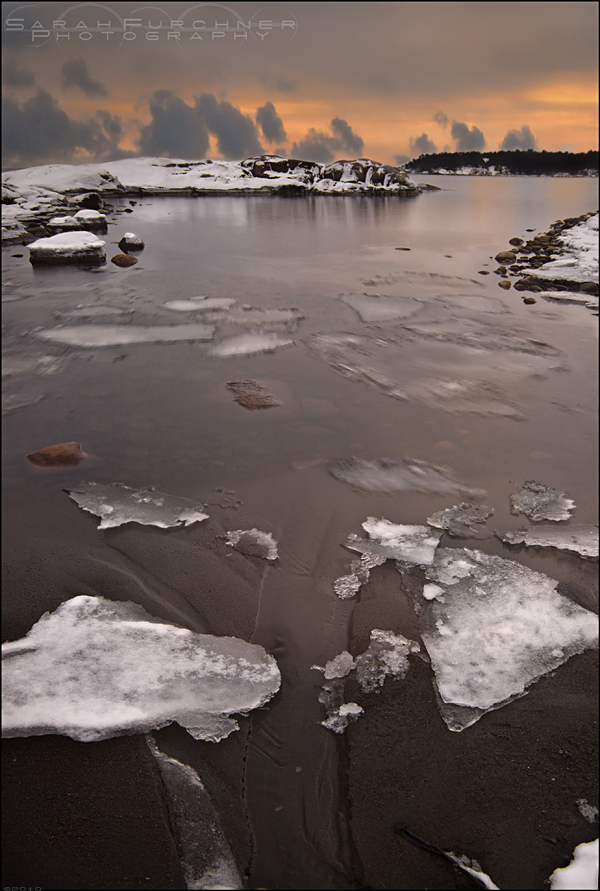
[395,247,411,251]
[226,380,281,410]
[523,296,537,304]
[509,237,524,246]
[514,281,529,291]
[495,250,517,263]
[111,253,138,268]
[26,441,86,467]
[478,270,490,275]
[498,280,511,290]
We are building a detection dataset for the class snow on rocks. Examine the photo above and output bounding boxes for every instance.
[118,232,144,251]
[509,480,576,521]
[497,525,599,559]
[224,529,278,561]
[28,231,106,266]
[1,595,281,743]
[66,481,209,530]
[412,547,598,731]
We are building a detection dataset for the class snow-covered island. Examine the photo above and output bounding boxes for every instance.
[1,156,421,246]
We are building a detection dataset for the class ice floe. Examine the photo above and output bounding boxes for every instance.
[208,333,295,358]
[36,323,215,347]
[341,294,425,322]
[147,739,243,889]
[164,297,237,312]
[411,548,598,730]
[314,631,420,733]
[225,529,278,561]
[497,525,599,559]
[509,481,576,521]
[67,481,209,530]
[2,596,281,743]
[427,502,495,538]
[333,552,387,600]
[28,231,106,265]
[549,839,598,890]
[344,517,442,565]
[329,456,485,498]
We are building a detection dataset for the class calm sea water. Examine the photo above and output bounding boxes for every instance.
[2,174,598,887]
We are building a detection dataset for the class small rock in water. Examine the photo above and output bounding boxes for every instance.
[27,441,86,467]
[509,480,575,522]
[118,233,144,251]
[495,251,517,263]
[498,280,511,290]
[225,380,281,410]
[111,253,138,268]
[395,246,411,251]
[523,296,537,304]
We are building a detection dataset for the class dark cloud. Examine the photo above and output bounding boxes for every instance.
[274,78,297,93]
[331,117,364,156]
[290,118,365,163]
[194,94,264,159]
[256,101,287,144]
[451,120,486,151]
[433,111,448,128]
[500,125,537,151]
[138,91,210,159]
[62,59,108,97]
[409,133,437,156]
[2,57,34,88]
[393,154,411,166]
[1,90,131,167]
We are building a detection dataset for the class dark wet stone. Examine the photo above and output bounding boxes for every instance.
[495,251,517,263]
[509,237,524,246]
[498,280,511,290]
[111,253,138,268]
[523,296,537,304]
[26,441,86,467]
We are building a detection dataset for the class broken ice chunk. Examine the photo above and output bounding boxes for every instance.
[318,678,364,733]
[497,525,598,559]
[510,480,575,521]
[427,502,494,538]
[225,529,278,560]
[344,517,442,566]
[67,481,209,530]
[354,630,421,693]
[208,333,295,357]
[577,800,599,824]
[333,552,386,599]
[1,596,281,743]
[316,651,356,679]
[329,456,485,498]
[416,548,599,730]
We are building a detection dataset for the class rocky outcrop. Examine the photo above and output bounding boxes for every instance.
[239,156,421,195]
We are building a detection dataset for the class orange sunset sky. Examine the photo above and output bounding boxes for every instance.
[2,1,598,169]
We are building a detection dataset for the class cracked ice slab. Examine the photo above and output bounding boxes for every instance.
[416,548,598,730]
[330,456,485,498]
[497,525,599,559]
[36,323,215,348]
[510,480,576,521]
[1,596,281,743]
[67,481,209,530]
[427,502,495,538]
[345,517,442,565]
[225,529,278,561]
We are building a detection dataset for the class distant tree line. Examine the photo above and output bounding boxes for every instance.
[405,149,598,176]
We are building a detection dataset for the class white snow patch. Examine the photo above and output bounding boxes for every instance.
[523,213,599,284]
[67,481,209,530]
[2,596,281,743]
[549,839,598,890]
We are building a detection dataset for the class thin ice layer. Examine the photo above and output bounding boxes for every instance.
[2,596,281,743]
[37,323,215,348]
[333,552,387,600]
[225,529,278,560]
[67,481,209,530]
[330,456,485,498]
[418,548,598,729]
[427,502,494,538]
[341,295,424,322]
[147,738,243,890]
[164,297,237,312]
[497,525,598,559]
[510,480,575,521]
[208,333,294,357]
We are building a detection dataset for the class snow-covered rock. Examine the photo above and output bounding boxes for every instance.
[28,231,106,265]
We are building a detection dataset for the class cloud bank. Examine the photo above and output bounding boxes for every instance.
[500,125,537,150]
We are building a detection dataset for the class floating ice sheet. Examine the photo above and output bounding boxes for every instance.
[427,502,494,538]
[498,525,598,559]
[341,295,424,322]
[333,552,387,600]
[510,480,576,521]
[208,333,295,358]
[414,548,598,730]
[36,323,215,347]
[329,456,485,499]
[345,518,442,565]
[225,529,278,561]
[164,297,237,312]
[549,839,598,891]
[2,596,281,743]
[67,481,209,530]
